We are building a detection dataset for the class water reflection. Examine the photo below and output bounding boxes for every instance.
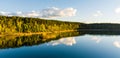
[1,31,120,49]
[49,37,76,46]
[1,31,120,58]
[91,36,101,43]
[113,41,120,48]
[0,32,80,49]
[88,35,120,49]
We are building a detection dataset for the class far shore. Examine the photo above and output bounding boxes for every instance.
[78,29,120,31]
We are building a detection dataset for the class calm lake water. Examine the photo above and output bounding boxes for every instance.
[0,31,120,58]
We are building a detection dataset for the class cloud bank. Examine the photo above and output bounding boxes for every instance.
[115,8,120,14]
[0,7,77,18]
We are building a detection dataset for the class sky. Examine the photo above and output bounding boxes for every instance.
[0,0,120,23]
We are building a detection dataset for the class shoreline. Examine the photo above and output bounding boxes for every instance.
[0,30,77,37]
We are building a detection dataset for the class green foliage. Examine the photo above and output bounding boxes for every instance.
[0,16,81,34]
[80,23,120,30]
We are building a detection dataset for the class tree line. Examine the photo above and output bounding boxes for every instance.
[1,15,120,35]
[0,16,82,34]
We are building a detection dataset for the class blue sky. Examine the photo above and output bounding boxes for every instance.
[0,0,120,23]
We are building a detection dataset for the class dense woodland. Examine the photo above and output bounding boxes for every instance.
[0,16,81,34]
[80,23,120,30]
[1,16,120,35]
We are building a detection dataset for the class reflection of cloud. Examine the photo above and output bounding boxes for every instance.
[91,36,101,43]
[113,41,120,48]
[49,37,76,46]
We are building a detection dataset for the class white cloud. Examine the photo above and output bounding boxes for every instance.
[0,11,10,16]
[113,41,120,48]
[48,37,76,46]
[93,11,103,17]
[0,7,77,18]
[41,7,77,18]
[23,11,40,17]
[115,8,120,14]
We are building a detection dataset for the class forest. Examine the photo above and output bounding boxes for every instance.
[80,23,120,30]
[1,16,120,35]
[0,16,82,35]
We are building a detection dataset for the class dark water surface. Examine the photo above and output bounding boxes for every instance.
[0,31,120,58]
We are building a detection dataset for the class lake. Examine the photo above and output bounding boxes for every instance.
[0,31,120,58]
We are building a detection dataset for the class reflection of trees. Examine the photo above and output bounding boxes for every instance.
[0,32,82,49]
[1,30,120,49]
[79,31,120,35]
